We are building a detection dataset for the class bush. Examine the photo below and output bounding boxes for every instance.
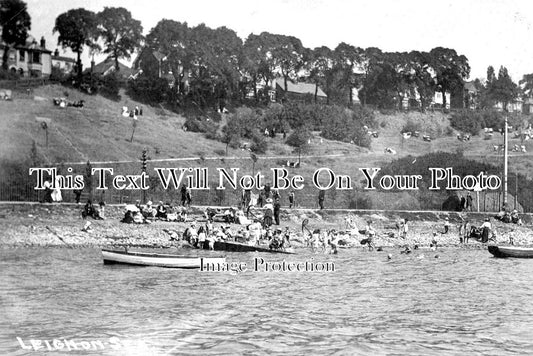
[0,68,20,80]
[49,66,69,82]
[321,106,375,148]
[99,72,121,101]
[401,119,421,134]
[184,116,218,134]
[285,128,312,149]
[250,133,267,153]
[449,110,483,135]
[481,110,504,130]
[127,75,169,103]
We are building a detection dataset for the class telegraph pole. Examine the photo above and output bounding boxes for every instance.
[503,116,508,210]
[141,149,148,204]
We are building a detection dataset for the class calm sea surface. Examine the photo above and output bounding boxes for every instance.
[1,246,533,356]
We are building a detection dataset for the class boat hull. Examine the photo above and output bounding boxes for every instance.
[101,249,226,268]
[207,241,295,254]
[488,245,533,258]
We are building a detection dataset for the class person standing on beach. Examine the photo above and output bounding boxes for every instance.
[481,218,492,243]
[318,190,325,210]
[401,218,409,239]
[186,186,192,207]
[460,195,466,211]
[443,218,450,234]
[288,190,295,208]
[364,220,376,250]
[273,198,281,225]
[180,185,187,206]
[466,193,473,211]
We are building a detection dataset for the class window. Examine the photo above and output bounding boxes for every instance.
[32,52,40,64]
[19,50,25,61]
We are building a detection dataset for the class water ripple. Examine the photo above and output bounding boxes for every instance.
[1,247,533,355]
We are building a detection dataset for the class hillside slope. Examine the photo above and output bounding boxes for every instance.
[1,84,531,210]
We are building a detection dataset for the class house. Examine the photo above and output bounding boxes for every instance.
[494,97,523,113]
[133,48,167,78]
[272,78,327,103]
[523,97,533,115]
[460,81,479,109]
[51,49,76,74]
[401,89,451,110]
[89,57,132,79]
[132,47,180,88]
[433,91,451,109]
[0,36,52,77]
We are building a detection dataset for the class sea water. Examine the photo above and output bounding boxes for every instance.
[1,247,532,355]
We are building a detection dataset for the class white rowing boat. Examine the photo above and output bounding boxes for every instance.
[101,248,226,268]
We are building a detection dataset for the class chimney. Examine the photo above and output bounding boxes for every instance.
[54,49,59,57]
[40,36,46,48]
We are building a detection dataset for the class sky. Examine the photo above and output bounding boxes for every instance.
[25,0,533,81]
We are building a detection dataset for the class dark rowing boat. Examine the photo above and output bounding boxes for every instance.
[101,248,226,268]
[488,245,533,258]
[202,241,296,254]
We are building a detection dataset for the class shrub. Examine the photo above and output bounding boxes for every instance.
[49,66,69,82]
[99,73,121,101]
[0,68,20,80]
[401,119,421,134]
[321,106,375,148]
[481,110,504,130]
[250,133,267,153]
[449,110,483,135]
[285,128,312,149]
[184,116,217,134]
[127,75,169,103]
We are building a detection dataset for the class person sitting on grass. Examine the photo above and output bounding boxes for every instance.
[82,200,103,219]
[156,201,168,220]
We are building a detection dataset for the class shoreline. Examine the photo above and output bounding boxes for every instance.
[1,202,531,248]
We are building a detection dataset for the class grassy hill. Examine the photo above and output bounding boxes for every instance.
[1,84,531,210]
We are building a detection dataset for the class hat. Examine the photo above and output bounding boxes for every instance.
[147,201,152,205]
[485,218,490,221]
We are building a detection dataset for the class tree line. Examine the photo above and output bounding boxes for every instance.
[3,0,532,112]
[139,20,475,110]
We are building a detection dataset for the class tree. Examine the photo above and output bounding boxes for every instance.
[270,34,307,92]
[241,32,278,101]
[334,43,364,105]
[519,73,533,98]
[0,0,31,70]
[54,8,98,79]
[429,47,470,109]
[487,66,520,112]
[286,127,312,162]
[309,46,335,104]
[97,7,143,72]
[408,51,435,110]
[145,19,190,93]
[187,24,242,108]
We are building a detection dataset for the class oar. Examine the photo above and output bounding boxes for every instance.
[46,226,73,248]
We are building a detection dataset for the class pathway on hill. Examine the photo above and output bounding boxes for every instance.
[53,127,88,162]
[55,153,346,166]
